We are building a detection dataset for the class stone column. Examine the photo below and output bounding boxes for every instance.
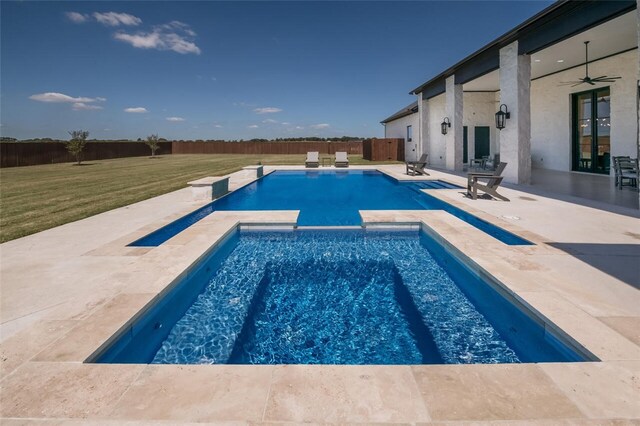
[418,93,430,163]
[445,75,464,171]
[637,0,639,207]
[499,41,531,184]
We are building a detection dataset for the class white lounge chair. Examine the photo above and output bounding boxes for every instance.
[305,151,319,168]
[335,152,349,168]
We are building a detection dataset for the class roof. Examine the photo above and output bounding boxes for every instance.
[409,0,636,96]
[380,101,418,124]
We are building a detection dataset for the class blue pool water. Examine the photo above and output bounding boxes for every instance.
[97,230,584,365]
[129,170,531,246]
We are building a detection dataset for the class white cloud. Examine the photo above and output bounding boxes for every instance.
[310,123,330,129]
[93,12,142,27]
[295,126,304,130]
[166,116,185,122]
[248,125,259,128]
[66,12,89,23]
[96,97,107,102]
[262,119,278,124]
[124,107,148,113]
[72,102,103,110]
[281,122,291,125]
[214,124,223,128]
[114,21,200,55]
[29,92,98,103]
[254,107,282,114]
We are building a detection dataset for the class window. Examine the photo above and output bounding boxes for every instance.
[406,125,413,142]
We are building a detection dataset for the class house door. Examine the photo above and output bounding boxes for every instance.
[474,126,490,159]
[572,87,610,174]
[463,126,468,163]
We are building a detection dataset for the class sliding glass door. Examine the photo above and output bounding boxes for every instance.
[572,87,611,174]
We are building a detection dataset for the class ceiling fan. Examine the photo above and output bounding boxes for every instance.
[559,41,621,87]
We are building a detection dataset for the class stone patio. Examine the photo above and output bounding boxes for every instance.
[1,165,638,424]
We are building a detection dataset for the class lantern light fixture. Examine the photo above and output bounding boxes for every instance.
[441,117,451,135]
[495,104,510,130]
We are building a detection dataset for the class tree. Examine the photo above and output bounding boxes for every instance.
[66,130,89,165]
[145,134,160,157]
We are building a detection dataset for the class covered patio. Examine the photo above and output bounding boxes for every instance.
[430,164,640,212]
[405,0,639,207]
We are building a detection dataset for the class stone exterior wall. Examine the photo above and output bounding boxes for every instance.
[462,92,499,161]
[426,94,447,167]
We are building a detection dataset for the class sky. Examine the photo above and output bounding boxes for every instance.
[1,1,553,141]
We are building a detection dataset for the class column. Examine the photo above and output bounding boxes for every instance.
[637,0,640,207]
[499,41,531,184]
[418,93,430,163]
[445,75,464,171]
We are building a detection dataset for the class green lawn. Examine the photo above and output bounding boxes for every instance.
[0,154,397,242]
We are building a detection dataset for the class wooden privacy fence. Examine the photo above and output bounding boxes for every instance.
[362,139,404,161]
[0,140,363,168]
[0,142,172,168]
[171,141,362,155]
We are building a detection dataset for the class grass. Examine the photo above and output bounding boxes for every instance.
[0,154,398,242]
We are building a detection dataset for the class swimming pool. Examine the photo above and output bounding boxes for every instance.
[129,170,531,246]
[95,229,585,365]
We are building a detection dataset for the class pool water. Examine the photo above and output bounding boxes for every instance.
[130,170,531,246]
[98,230,583,365]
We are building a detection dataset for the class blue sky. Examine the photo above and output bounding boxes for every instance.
[1,1,553,140]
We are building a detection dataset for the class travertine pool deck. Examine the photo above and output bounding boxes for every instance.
[1,164,639,424]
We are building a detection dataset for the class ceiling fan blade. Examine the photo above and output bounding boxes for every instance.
[587,80,596,85]
[559,81,583,85]
[571,82,585,87]
[590,76,607,80]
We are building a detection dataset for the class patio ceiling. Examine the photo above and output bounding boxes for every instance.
[462,11,638,92]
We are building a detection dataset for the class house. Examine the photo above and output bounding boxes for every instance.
[381,101,419,162]
[383,0,640,185]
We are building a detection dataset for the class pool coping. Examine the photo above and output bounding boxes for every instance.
[1,164,639,423]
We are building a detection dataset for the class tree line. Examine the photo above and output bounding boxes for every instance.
[2,136,365,143]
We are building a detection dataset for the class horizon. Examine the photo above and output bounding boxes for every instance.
[1,1,553,141]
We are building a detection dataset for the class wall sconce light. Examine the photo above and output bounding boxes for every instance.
[495,104,510,130]
[441,117,451,135]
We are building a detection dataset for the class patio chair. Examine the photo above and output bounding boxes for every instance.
[484,154,500,171]
[467,162,509,201]
[335,151,349,168]
[305,151,319,168]
[406,153,429,176]
[613,156,629,187]
[615,157,638,189]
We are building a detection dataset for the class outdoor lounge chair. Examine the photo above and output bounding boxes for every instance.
[406,153,429,176]
[467,162,509,201]
[335,151,349,168]
[305,151,319,168]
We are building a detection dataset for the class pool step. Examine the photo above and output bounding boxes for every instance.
[412,180,462,190]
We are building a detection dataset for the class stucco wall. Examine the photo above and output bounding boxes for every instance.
[384,112,419,162]
[530,49,638,172]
